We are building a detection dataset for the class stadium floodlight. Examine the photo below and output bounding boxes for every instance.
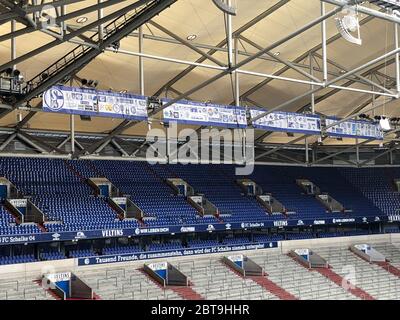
[335,8,362,45]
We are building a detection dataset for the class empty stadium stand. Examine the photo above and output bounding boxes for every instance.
[0,158,394,239]
[315,246,400,299]
[1,235,399,300]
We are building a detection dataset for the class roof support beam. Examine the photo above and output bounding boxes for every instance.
[0,0,153,72]
[54,0,123,24]
[359,144,400,167]
[111,139,129,157]
[0,133,16,151]
[312,139,372,164]
[16,132,48,153]
[238,35,321,83]
[148,21,226,67]
[239,12,376,103]
[147,6,342,119]
[255,135,313,160]
[312,52,394,95]
[152,0,291,97]
[251,47,400,123]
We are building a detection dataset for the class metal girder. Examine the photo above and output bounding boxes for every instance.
[255,135,313,160]
[151,0,291,97]
[75,120,139,157]
[69,24,382,84]
[312,139,373,164]
[111,139,129,156]
[297,58,397,114]
[238,35,321,83]
[261,149,304,164]
[0,0,151,72]
[54,0,123,24]
[359,144,400,166]
[145,6,342,121]
[16,132,48,153]
[56,136,71,149]
[18,131,68,154]
[0,5,98,45]
[131,139,150,157]
[15,111,37,130]
[238,12,376,104]
[315,53,394,93]
[0,133,16,151]
[148,21,226,67]
[0,0,87,23]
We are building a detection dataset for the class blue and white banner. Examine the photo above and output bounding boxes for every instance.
[0,215,389,246]
[250,109,321,134]
[162,99,247,128]
[78,242,277,266]
[325,117,383,140]
[43,85,148,120]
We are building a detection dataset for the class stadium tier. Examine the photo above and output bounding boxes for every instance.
[0,158,396,236]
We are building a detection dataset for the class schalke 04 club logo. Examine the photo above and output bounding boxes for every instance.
[44,88,65,111]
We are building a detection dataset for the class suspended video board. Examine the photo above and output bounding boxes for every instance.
[325,118,384,140]
[43,85,148,120]
[162,99,247,128]
[250,109,321,135]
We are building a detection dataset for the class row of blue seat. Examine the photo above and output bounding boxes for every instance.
[0,158,395,237]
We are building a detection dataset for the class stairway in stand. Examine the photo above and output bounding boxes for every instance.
[315,268,375,300]
[169,286,204,300]
[249,276,298,300]
[375,261,400,278]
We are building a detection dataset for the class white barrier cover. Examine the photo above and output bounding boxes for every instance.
[258,195,271,202]
[294,248,310,261]
[9,199,27,207]
[147,262,168,271]
[45,272,71,283]
[112,197,126,205]
[354,244,386,262]
[227,254,244,263]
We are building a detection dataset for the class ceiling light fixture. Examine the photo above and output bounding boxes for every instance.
[76,16,88,24]
[186,34,197,41]
[335,8,362,45]
[273,52,280,56]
